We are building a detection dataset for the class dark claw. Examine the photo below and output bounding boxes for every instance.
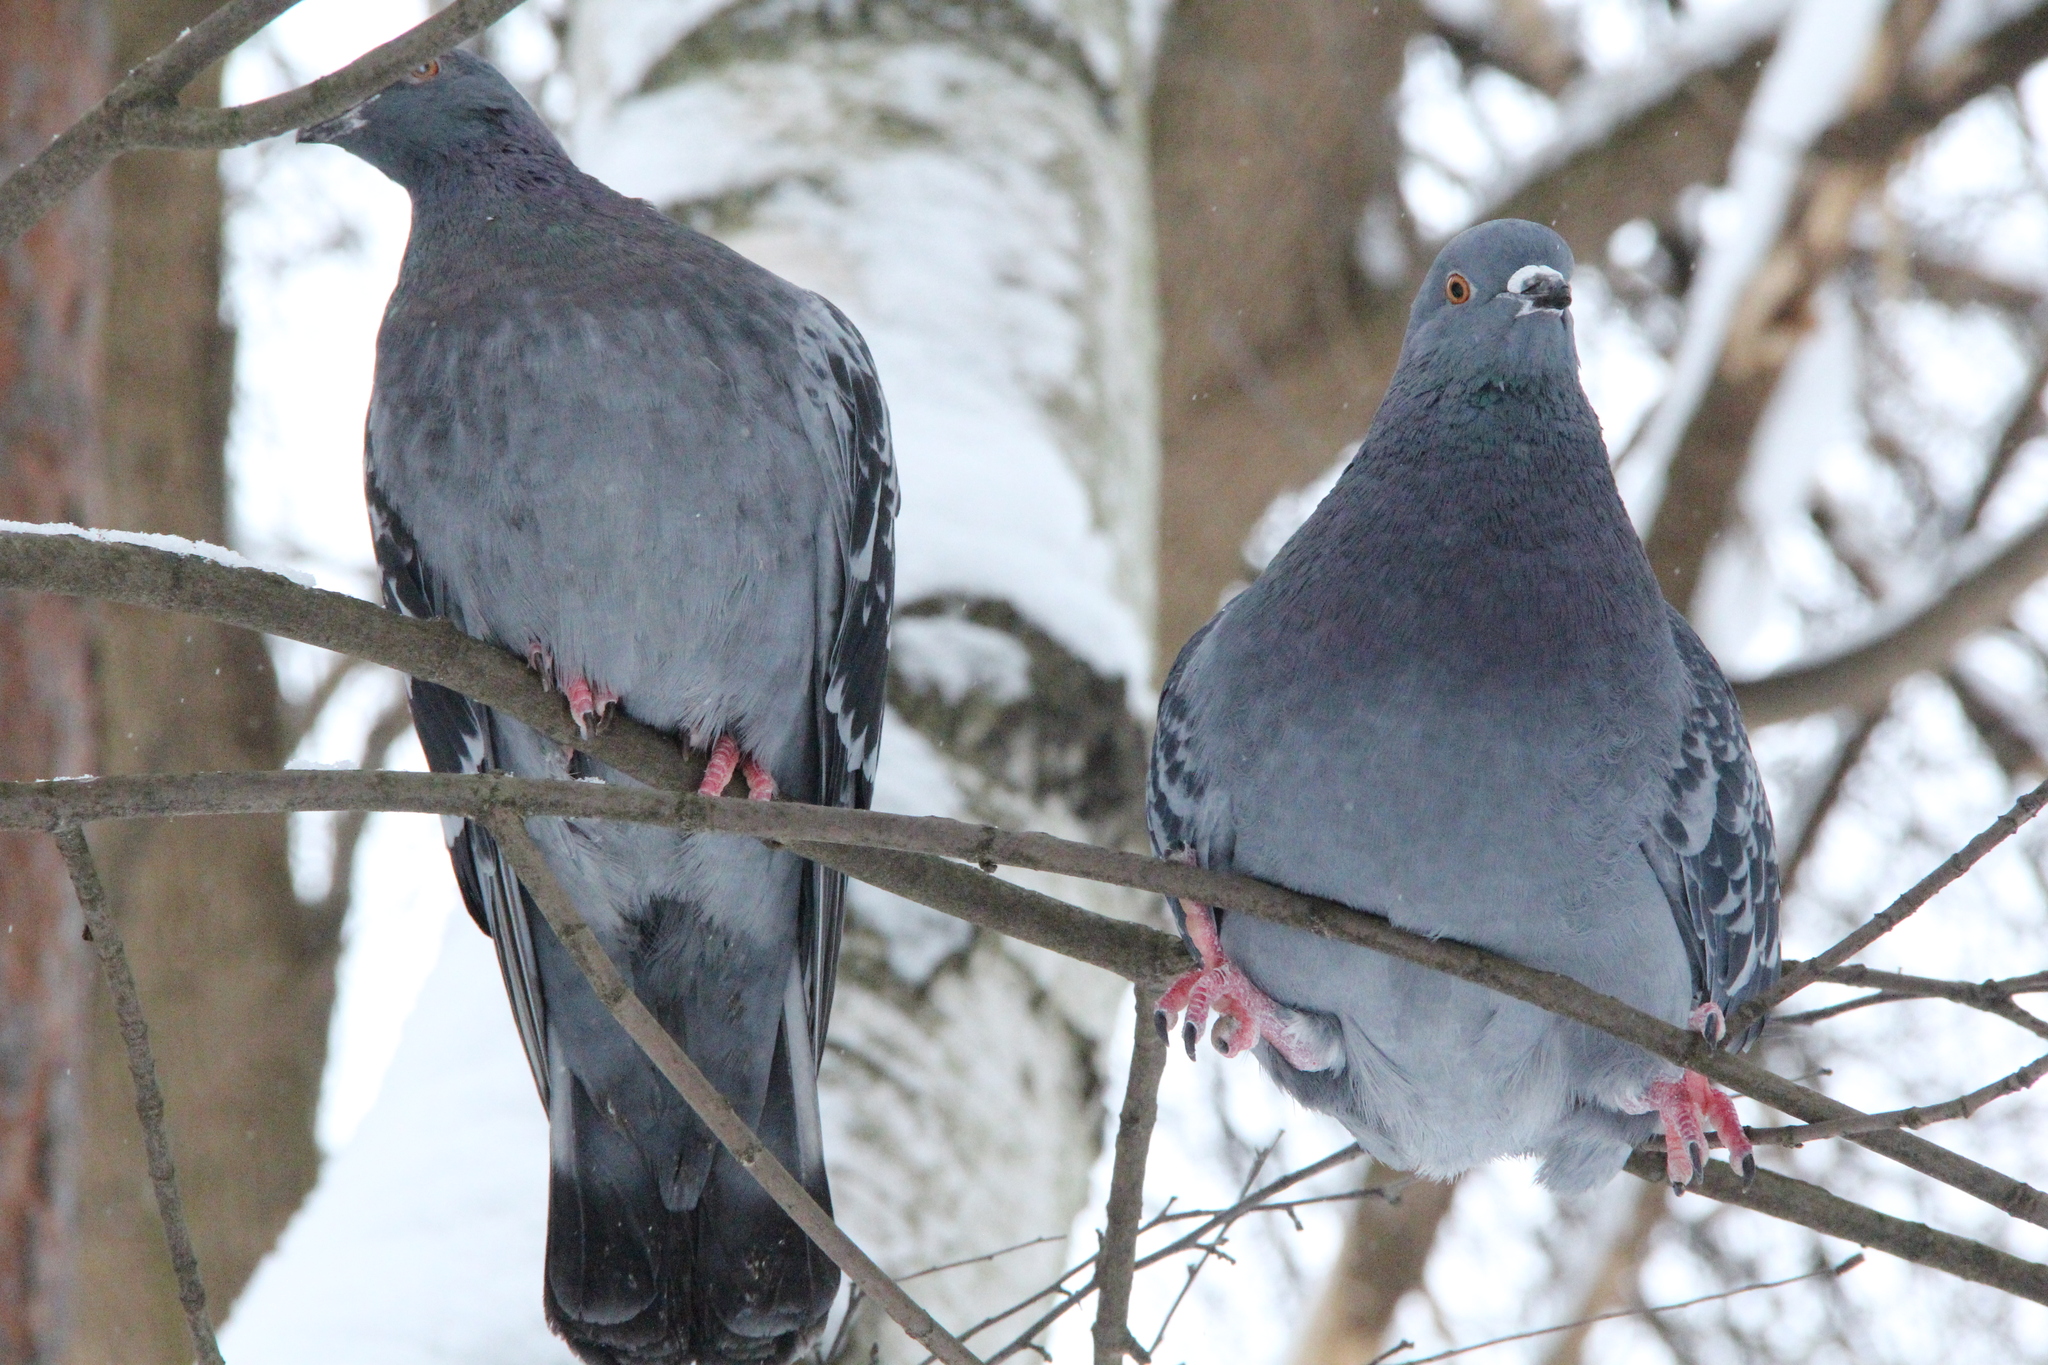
[1688,1141,1705,1180]
[1670,1180,1685,1196]
[1738,1153,1757,1186]
[1181,1020,1200,1061]
[1154,1008,1172,1045]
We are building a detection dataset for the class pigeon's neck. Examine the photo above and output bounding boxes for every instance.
[392,154,667,309]
[1270,365,1671,686]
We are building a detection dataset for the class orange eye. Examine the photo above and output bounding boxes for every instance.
[1445,273,1472,304]
[405,59,441,83]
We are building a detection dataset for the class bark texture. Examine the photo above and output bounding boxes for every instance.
[68,4,330,1361]
[0,3,106,1359]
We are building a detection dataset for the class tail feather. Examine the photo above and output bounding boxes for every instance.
[545,1018,838,1365]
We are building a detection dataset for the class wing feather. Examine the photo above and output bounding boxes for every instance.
[794,298,896,1062]
[1645,607,1782,1043]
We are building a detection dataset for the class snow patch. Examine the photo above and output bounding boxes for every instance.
[891,615,1033,707]
[0,519,317,586]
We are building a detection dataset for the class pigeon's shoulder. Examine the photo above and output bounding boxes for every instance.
[1644,606,1782,1039]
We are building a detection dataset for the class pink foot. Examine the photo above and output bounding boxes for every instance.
[697,735,778,801]
[527,643,617,739]
[1154,900,1339,1072]
[1626,1005,1755,1190]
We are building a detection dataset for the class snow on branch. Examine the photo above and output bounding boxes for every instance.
[0,0,528,246]
[7,525,2048,1312]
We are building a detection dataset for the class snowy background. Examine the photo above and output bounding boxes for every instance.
[195,0,2048,1361]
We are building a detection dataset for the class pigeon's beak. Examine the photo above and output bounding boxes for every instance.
[297,98,372,145]
[1504,264,1571,315]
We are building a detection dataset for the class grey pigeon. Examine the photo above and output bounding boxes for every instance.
[300,52,895,1363]
[1149,219,1778,1194]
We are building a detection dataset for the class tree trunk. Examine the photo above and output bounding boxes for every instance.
[68,4,333,1361]
[0,4,106,1359]
[1288,1173,1458,1365]
[1150,0,1426,666]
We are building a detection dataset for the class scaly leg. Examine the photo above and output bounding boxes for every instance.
[1625,1004,1754,1190]
[698,735,778,801]
[1154,898,1340,1072]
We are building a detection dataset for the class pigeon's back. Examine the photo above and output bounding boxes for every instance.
[305,52,893,1365]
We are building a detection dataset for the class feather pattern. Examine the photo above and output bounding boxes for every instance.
[1646,607,1782,1041]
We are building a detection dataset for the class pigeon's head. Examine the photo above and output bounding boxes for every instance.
[1400,219,1578,384]
[297,50,565,190]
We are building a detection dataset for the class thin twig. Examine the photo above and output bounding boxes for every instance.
[1777,974,2048,1041]
[0,0,527,245]
[902,1234,1071,1283]
[1093,989,1169,1365]
[1383,1254,1863,1364]
[1744,1050,2048,1146]
[1735,775,2048,1032]
[482,815,984,1365]
[53,827,223,1365]
[935,1147,1369,1362]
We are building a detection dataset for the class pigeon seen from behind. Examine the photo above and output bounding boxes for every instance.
[300,52,895,1364]
[1149,219,1778,1193]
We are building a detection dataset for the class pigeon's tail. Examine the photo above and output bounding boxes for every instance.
[543,1022,839,1365]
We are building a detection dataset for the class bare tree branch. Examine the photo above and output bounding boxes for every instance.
[1386,1254,1862,1365]
[307,691,419,931]
[482,815,985,1365]
[1740,776,2048,1028]
[53,828,222,1365]
[0,0,527,246]
[1619,1150,2048,1303]
[1744,1050,2048,1146]
[1777,965,2048,1039]
[1092,990,1169,1365]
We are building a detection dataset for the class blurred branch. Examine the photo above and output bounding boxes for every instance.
[1431,0,1579,96]
[1781,708,1881,887]
[0,0,527,246]
[279,653,370,753]
[1620,1149,2048,1302]
[483,815,984,1365]
[1535,1180,1665,1365]
[1478,0,1787,230]
[1963,352,2048,533]
[305,690,417,932]
[1644,0,2048,610]
[1734,514,2048,722]
[1387,1253,1862,1365]
[1092,991,1169,1365]
[53,828,223,1365]
[1290,1166,1457,1365]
